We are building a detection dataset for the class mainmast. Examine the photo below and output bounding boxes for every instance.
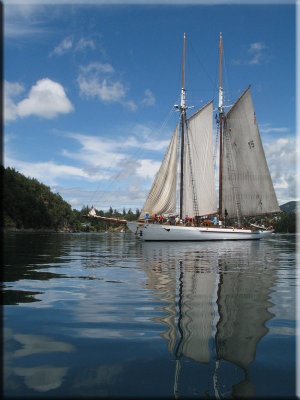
[179,33,187,220]
[218,32,224,223]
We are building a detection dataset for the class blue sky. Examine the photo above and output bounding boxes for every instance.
[4,0,297,211]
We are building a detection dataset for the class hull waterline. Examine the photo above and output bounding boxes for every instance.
[127,222,273,241]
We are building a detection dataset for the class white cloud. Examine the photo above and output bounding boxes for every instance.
[4,81,25,122]
[49,37,96,57]
[4,128,169,208]
[15,78,74,119]
[4,157,98,186]
[248,42,268,65]
[122,135,170,151]
[141,89,156,106]
[84,78,126,102]
[5,79,74,122]
[264,136,297,204]
[50,36,73,56]
[75,37,96,52]
[123,100,138,111]
[4,4,48,38]
[136,159,161,180]
[77,63,125,102]
[62,132,126,169]
[77,62,137,109]
[232,41,269,66]
[79,62,115,74]
[5,21,44,37]
[249,42,267,53]
[259,124,289,134]
[62,130,169,170]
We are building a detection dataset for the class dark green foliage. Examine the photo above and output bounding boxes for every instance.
[2,166,140,232]
[273,212,296,233]
[3,166,75,231]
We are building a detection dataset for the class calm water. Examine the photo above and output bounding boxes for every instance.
[3,232,297,398]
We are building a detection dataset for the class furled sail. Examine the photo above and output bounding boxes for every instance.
[183,101,217,217]
[222,87,280,218]
[140,125,179,217]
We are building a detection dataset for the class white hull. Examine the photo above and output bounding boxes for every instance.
[127,222,273,241]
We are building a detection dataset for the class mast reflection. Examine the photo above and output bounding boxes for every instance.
[140,240,276,398]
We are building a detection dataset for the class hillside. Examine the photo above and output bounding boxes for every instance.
[3,166,76,231]
[280,201,299,213]
[2,166,140,232]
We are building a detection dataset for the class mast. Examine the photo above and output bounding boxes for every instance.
[218,32,224,223]
[179,33,187,220]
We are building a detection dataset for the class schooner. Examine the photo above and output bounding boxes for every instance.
[89,33,281,241]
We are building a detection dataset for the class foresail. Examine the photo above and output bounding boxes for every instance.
[183,101,217,217]
[140,125,179,217]
[222,87,280,218]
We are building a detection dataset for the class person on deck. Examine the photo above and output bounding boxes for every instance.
[159,215,163,224]
[144,212,149,223]
[153,214,157,223]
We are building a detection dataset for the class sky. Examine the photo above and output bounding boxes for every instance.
[3,0,297,212]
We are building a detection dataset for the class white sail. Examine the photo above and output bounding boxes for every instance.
[140,125,179,217]
[222,87,280,218]
[183,101,217,217]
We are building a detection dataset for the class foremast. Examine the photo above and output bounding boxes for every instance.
[218,32,224,224]
[176,33,194,220]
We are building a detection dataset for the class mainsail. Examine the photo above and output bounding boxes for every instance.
[183,101,217,217]
[222,87,280,218]
[140,125,179,217]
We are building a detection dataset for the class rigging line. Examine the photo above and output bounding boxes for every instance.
[188,36,216,100]
[213,39,220,103]
[89,102,179,209]
[188,37,216,88]
[222,46,233,107]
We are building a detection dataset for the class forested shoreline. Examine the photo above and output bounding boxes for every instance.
[2,166,297,233]
[2,167,139,233]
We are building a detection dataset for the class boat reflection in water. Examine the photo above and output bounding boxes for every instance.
[139,240,276,398]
